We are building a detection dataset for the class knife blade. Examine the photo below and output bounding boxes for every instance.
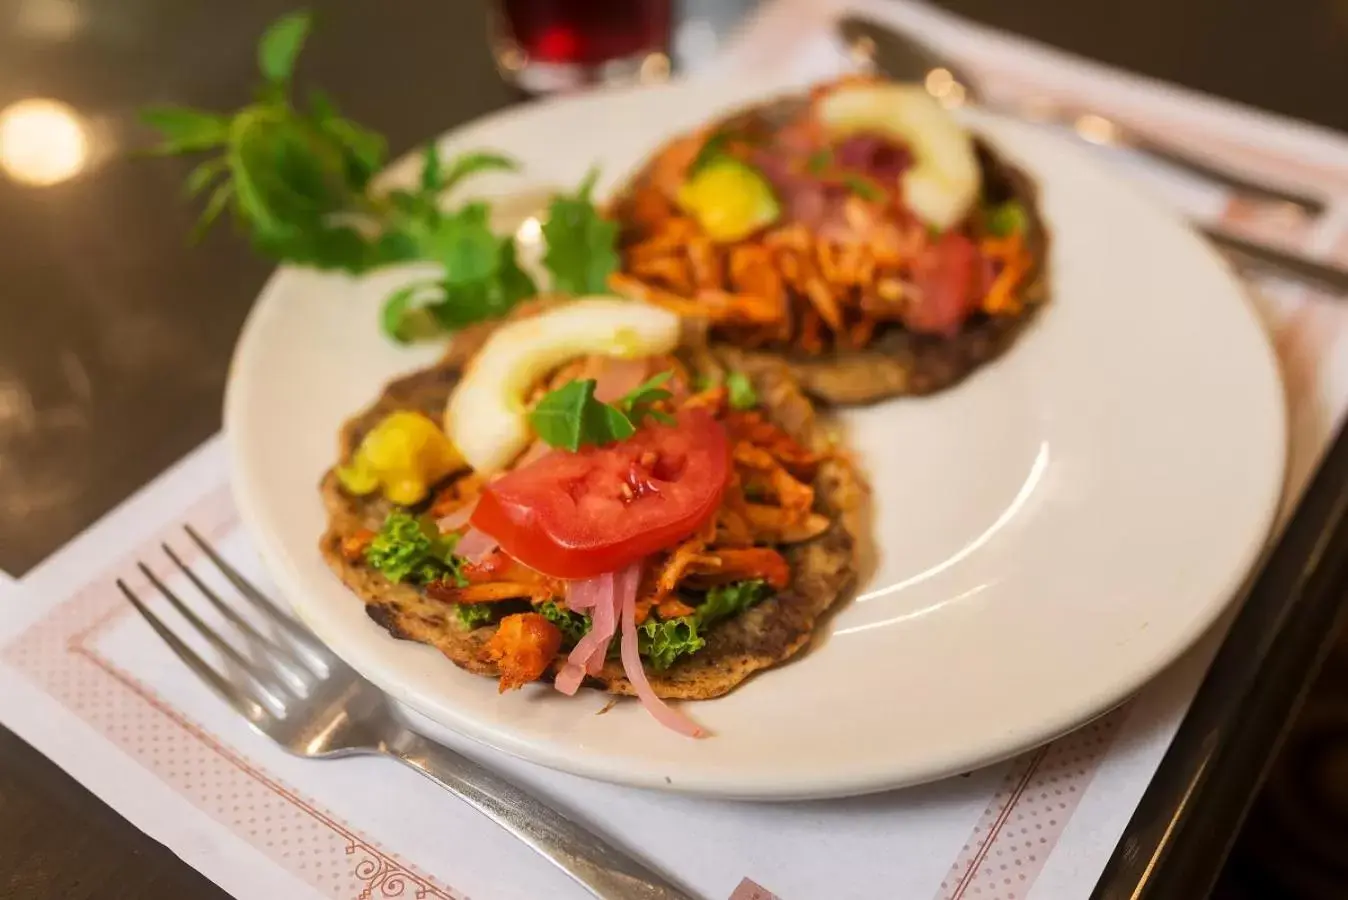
[1202,226,1348,295]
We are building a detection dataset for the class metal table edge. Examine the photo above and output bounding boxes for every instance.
[1091,417,1348,899]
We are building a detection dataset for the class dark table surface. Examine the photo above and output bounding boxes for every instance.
[3,1,1348,898]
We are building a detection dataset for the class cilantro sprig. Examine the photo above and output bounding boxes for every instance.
[986,200,1027,238]
[145,10,619,340]
[528,371,676,452]
[542,168,619,295]
[620,372,676,425]
[725,371,759,410]
[529,379,635,451]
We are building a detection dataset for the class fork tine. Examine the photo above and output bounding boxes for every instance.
[118,579,274,727]
[162,543,318,689]
[183,525,333,664]
[137,563,296,709]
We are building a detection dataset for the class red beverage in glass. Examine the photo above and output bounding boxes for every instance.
[492,0,673,93]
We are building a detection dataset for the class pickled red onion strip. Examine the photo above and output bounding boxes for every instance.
[554,568,626,696]
[619,568,706,738]
[553,662,586,696]
[435,499,478,533]
[565,575,604,613]
[454,527,498,562]
[582,575,618,676]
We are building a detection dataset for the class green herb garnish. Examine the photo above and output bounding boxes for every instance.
[725,371,759,410]
[365,512,466,586]
[528,379,635,452]
[530,371,676,452]
[842,174,885,202]
[637,616,706,671]
[454,603,496,629]
[377,194,537,342]
[688,130,732,177]
[697,580,770,628]
[542,167,619,295]
[986,200,1027,238]
[534,580,770,669]
[634,581,770,670]
[144,10,625,342]
[257,10,311,83]
[618,371,676,425]
[143,11,388,268]
[806,148,832,174]
[539,600,592,646]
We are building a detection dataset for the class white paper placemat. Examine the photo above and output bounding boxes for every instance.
[5,2,1348,897]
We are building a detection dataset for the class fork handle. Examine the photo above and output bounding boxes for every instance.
[389,731,695,900]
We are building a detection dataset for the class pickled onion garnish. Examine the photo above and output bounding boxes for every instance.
[565,575,603,613]
[553,662,587,696]
[554,572,614,695]
[435,498,478,533]
[618,566,706,738]
[553,563,636,695]
[454,527,498,562]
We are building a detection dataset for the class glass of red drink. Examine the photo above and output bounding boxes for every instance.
[490,0,673,94]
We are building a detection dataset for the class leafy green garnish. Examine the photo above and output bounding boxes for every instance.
[534,580,769,670]
[725,371,759,410]
[539,601,591,646]
[529,379,636,452]
[142,108,232,155]
[689,130,732,177]
[618,371,676,426]
[697,580,770,629]
[805,148,832,174]
[257,10,311,83]
[842,174,885,202]
[633,580,771,670]
[365,512,465,585]
[144,10,541,339]
[542,168,619,294]
[376,189,537,342]
[986,200,1027,238]
[530,370,677,452]
[455,603,496,629]
[637,616,706,671]
[536,600,705,670]
[423,148,518,196]
[143,12,394,270]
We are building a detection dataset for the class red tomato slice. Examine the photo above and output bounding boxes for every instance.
[906,231,979,336]
[470,408,731,579]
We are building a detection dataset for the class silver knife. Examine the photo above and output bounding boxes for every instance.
[1203,226,1348,295]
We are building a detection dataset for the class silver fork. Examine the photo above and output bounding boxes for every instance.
[119,524,695,900]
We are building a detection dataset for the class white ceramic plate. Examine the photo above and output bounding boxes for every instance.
[225,77,1286,799]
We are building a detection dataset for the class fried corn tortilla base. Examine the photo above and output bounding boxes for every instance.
[611,96,1052,405]
[319,346,863,700]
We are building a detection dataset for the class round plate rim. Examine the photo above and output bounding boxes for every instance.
[224,76,1287,799]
